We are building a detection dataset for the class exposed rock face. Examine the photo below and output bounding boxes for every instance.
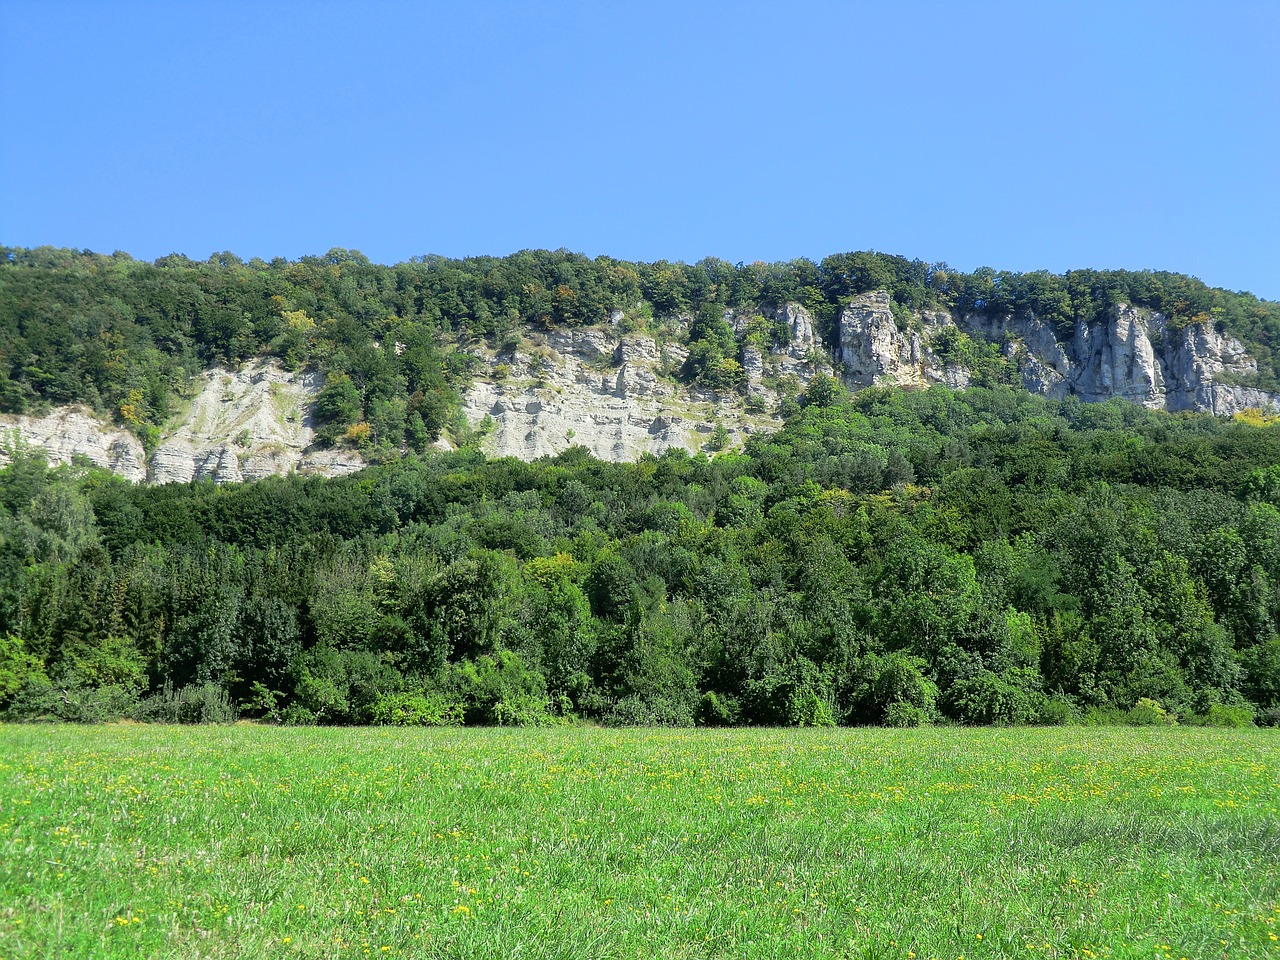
[828,294,1280,415]
[834,292,968,388]
[1163,321,1275,415]
[462,330,774,461]
[2,360,366,483]
[769,302,820,361]
[0,407,147,481]
[149,360,365,483]
[9,297,1280,479]
[1065,305,1165,405]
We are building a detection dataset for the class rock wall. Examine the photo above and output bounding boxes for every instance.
[149,360,364,483]
[0,407,147,481]
[827,293,1280,415]
[1,359,365,483]
[6,296,1279,480]
[461,329,775,461]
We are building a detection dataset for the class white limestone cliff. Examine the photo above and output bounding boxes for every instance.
[2,359,365,483]
[5,296,1279,481]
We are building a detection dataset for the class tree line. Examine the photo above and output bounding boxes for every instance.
[2,383,1278,726]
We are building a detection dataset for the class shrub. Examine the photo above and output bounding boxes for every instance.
[944,670,1037,725]
[5,679,140,723]
[370,692,464,727]
[1128,697,1177,726]
[884,701,929,728]
[1034,695,1077,726]
[787,687,836,727]
[449,651,552,725]
[697,691,741,726]
[134,682,238,724]
[491,693,560,727]
[282,703,317,726]
[604,693,696,727]
[867,653,939,724]
[1190,703,1254,728]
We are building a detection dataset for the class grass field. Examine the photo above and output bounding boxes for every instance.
[1,725,1278,959]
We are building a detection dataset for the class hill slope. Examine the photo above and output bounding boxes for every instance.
[3,246,1280,476]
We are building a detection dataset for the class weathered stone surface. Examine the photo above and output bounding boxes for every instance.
[837,291,935,386]
[2,359,366,484]
[12,295,1280,478]
[1163,320,1275,414]
[830,294,1280,415]
[1066,305,1166,406]
[0,407,147,481]
[462,330,768,460]
[768,302,821,361]
[149,359,365,483]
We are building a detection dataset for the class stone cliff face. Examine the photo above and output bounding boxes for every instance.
[827,292,1280,416]
[0,407,148,481]
[4,295,1278,480]
[460,305,836,462]
[835,291,969,389]
[463,329,765,461]
[0,359,365,483]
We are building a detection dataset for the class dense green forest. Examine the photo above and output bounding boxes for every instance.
[4,246,1280,461]
[3,383,1280,726]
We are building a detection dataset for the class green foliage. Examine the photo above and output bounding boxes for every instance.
[4,678,140,722]
[0,633,46,705]
[8,364,1280,725]
[133,681,238,724]
[369,691,464,726]
[943,669,1040,725]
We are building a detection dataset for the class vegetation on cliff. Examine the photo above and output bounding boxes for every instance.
[4,246,1280,462]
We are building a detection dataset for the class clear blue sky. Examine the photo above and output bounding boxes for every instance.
[3,1,1278,299]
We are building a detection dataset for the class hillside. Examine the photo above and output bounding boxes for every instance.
[3,246,1280,476]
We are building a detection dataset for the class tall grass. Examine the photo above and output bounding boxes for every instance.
[1,725,1277,959]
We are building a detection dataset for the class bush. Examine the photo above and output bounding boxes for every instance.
[1082,698,1177,726]
[605,693,696,727]
[370,692,464,726]
[883,701,930,728]
[133,682,238,724]
[867,653,939,724]
[1034,695,1077,726]
[787,686,836,727]
[282,703,317,726]
[449,651,553,725]
[1189,703,1254,728]
[697,690,741,726]
[944,670,1037,725]
[5,679,140,723]
[491,693,561,727]
[1127,697,1177,726]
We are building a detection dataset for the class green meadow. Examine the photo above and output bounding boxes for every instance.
[1,726,1277,960]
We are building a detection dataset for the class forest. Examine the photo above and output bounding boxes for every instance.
[3,380,1280,727]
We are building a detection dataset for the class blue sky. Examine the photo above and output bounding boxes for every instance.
[3,1,1278,298]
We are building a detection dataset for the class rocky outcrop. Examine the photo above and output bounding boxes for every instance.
[8,298,1280,480]
[148,360,365,483]
[834,292,968,388]
[1163,321,1276,415]
[828,294,1280,415]
[1065,305,1166,405]
[1,360,366,483]
[462,330,775,461]
[0,407,147,481]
